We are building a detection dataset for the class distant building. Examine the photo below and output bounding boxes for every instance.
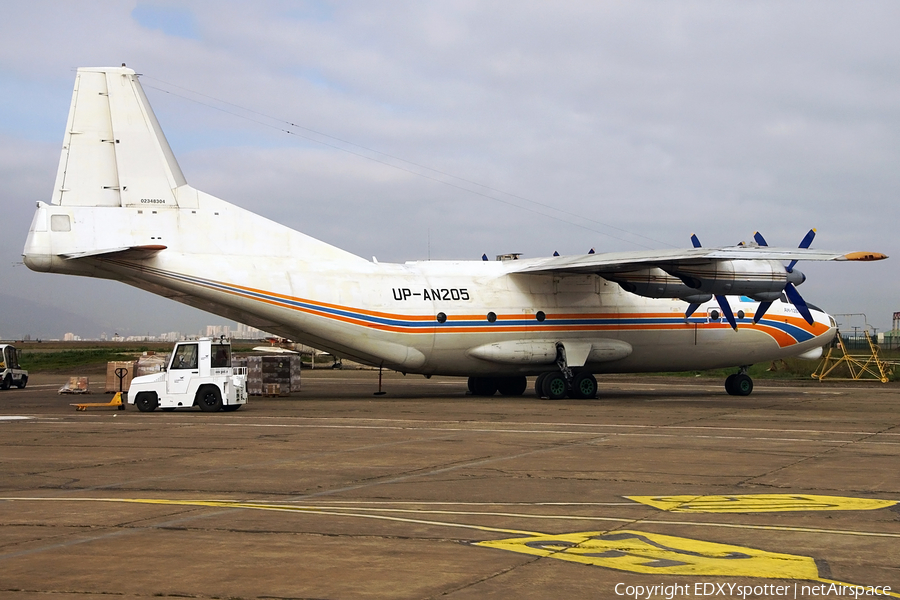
[205,325,231,339]
[235,322,271,339]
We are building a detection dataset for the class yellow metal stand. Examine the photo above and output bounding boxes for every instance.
[811,331,892,383]
[72,392,125,411]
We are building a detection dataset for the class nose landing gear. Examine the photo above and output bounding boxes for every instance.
[725,367,753,396]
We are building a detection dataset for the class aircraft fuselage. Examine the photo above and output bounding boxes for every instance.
[24,198,835,376]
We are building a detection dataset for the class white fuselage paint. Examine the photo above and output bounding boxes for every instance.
[23,195,836,376]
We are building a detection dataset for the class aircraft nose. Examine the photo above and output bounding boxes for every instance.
[817,310,838,345]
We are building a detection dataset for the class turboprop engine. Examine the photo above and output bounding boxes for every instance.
[663,259,802,302]
[602,268,712,304]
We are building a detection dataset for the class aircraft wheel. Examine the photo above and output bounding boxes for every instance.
[541,372,568,400]
[470,377,498,396]
[496,376,528,396]
[571,372,597,399]
[467,377,476,394]
[534,373,549,397]
[16,375,27,389]
[724,374,737,395]
[196,386,223,411]
[0,375,10,390]
[135,392,158,412]
[726,373,753,396]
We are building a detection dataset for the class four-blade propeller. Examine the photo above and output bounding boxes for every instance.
[751,229,816,326]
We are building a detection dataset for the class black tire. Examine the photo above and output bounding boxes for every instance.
[470,377,498,396]
[0,375,10,390]
[541,372,568,400]
[16,375,27,389]
[724,374,737,395]
[534,373,549,397]
[196,386,223,412]
[496,376,528,396]
[222,404,242,412]
[731,373,753,396]
[135,392,158,412]
[571,372,598,399]
[467,376,476,394]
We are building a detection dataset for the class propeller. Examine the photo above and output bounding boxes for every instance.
[687,233,738,330]
[751,229,815,325]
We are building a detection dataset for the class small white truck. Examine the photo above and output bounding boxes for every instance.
[129,338,248,412]
[0,344,28,390]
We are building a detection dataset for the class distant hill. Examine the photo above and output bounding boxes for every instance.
[0,292,103,340]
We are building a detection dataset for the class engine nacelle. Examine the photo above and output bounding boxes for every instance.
[603,268,712,304]
[664,259,800,300]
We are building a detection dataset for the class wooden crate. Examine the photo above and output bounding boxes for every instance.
[105,361,136,393]
[262,383,285,397]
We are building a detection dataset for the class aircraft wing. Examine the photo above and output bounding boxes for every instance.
[505,246,885,275]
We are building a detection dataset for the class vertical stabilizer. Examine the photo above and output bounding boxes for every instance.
[53,66,191,208]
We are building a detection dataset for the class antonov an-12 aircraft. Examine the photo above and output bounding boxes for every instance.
[23,66,887,401]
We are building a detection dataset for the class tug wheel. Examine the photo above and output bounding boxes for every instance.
[196,386,223,412]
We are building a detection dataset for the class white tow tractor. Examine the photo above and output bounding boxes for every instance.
[0,344,28,390]
[128,338,248,412]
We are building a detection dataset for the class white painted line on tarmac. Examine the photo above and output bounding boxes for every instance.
[24,419,900,445]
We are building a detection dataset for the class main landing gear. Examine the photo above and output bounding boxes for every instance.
[724,367,753,396]
[470,343,599,400]
[467,372,598,399]
[534,371,598,400]
[467,376,529,397]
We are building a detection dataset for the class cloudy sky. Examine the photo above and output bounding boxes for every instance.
[1,1,898,339]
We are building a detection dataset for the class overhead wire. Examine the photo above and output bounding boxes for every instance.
[141,74,675,250]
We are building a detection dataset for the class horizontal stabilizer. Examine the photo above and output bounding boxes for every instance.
[61,245,167,260]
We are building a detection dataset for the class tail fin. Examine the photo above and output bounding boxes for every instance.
[53,66,193,208]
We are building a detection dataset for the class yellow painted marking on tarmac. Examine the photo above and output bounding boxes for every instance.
[477,530,900,597]
[628,494,899,513]
[478,529,820,577]
[3,497,899,596]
